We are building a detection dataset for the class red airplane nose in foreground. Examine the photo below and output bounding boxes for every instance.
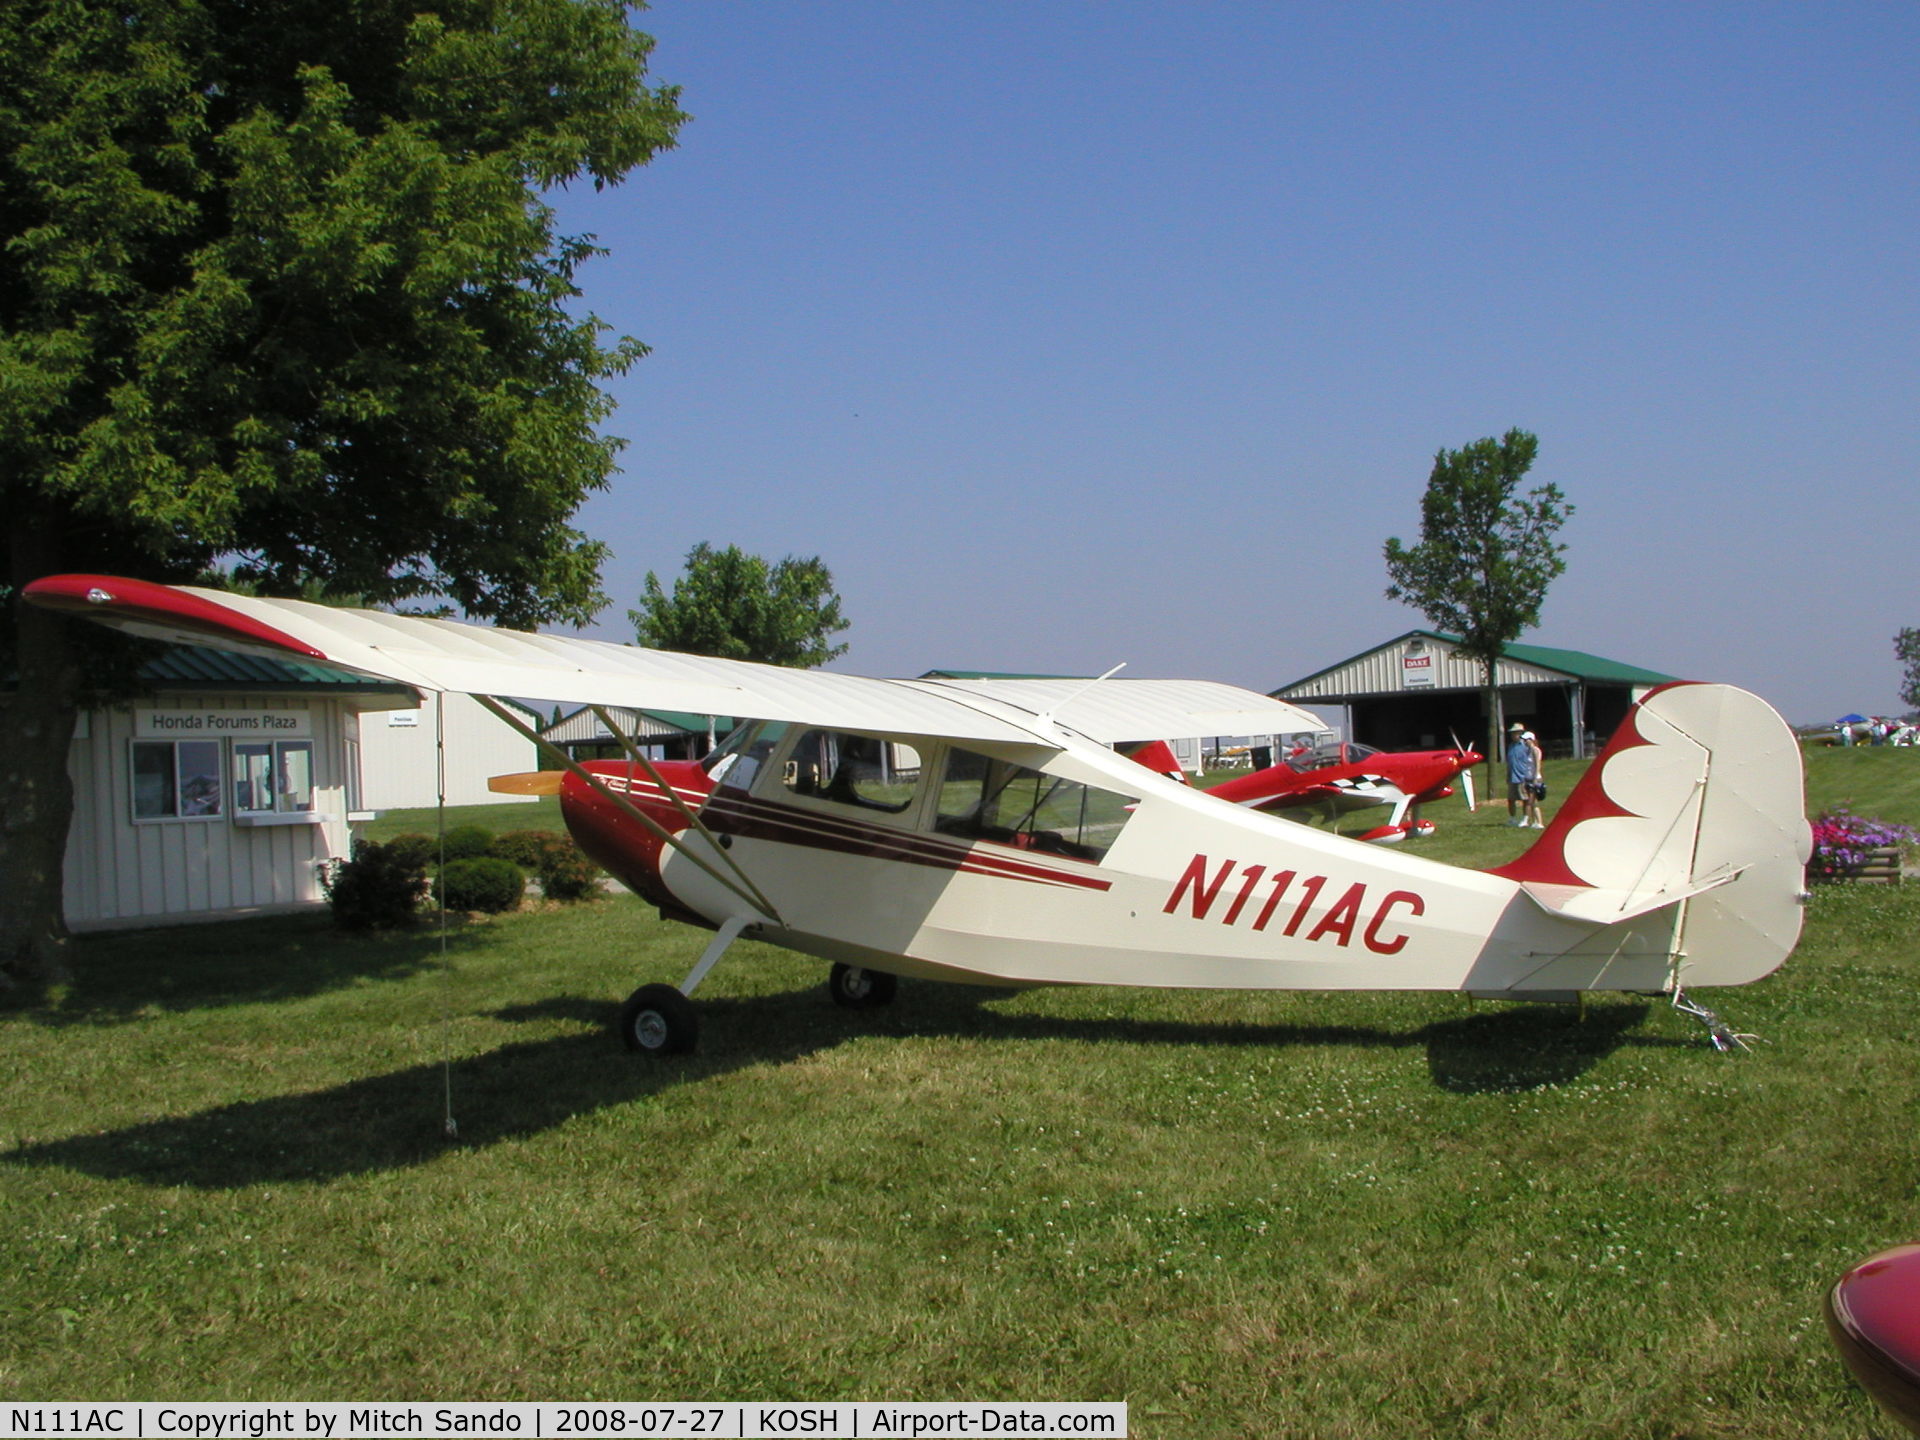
[1827,1244,1920,1435]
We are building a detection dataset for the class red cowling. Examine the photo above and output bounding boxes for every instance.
[559,760,714,923]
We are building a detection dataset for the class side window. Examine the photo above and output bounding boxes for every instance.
[934,748,1135,862]
[132,740,224,821]
[235,740,316,814]
[777,730,923,814]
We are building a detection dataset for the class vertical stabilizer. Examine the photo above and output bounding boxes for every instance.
[1491,683,1810,986]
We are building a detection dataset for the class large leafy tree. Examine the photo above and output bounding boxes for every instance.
[1382,429,1573,775]
[631,543,851,667]
[1,0,685,989]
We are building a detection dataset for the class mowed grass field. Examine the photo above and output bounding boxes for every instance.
[3,746,1918,1436]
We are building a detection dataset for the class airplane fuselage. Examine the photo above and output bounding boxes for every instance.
[558,719,1716,1000]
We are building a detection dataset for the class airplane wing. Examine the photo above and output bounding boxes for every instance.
[907,676,1322,746]
[25,576,1308,753]
[1315,775,1410,813]
[23,575,1051,747]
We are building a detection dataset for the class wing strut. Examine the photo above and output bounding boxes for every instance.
[473,696,783,927]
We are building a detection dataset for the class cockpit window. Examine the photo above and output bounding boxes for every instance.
[1286,738,1379,772]
[778,730,923,814]
[934,747,1135,862]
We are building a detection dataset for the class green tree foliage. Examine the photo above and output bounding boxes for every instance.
[0,0,685,988]
[1896,629,1920,710]
[631,542,851,667]
[1382,429,1573,770]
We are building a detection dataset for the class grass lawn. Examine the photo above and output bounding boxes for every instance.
[3,750,1917,1435]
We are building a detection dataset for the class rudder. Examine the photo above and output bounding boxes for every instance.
[1491,682,1810,987]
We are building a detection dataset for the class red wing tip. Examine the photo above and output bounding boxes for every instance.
[22,574,330,661]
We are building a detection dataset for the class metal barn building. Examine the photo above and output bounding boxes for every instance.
[541,705,733,763]
[1273,632,1677,759]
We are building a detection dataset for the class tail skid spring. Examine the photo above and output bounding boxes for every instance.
[1670,986,1760,1053]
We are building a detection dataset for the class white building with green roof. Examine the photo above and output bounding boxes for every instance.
[61,646,417,930]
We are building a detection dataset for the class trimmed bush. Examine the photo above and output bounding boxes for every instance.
[322,840,429,929]
[384,832,438,874]
[495,828,565,869]
[536,838,605,902]
[442,823,496,861]
[434,856,524,914]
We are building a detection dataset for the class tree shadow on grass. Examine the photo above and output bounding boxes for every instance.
[38,913,499,1026]
[5,983,1696,1189]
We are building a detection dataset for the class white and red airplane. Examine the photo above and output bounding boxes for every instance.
[1194,736,1482,843]
[27,574,1812,1057]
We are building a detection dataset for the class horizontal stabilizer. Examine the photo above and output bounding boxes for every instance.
[1510,864,1746,925]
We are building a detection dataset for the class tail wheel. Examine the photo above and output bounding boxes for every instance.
[618,983,699,1055]
[829,963,898,1009]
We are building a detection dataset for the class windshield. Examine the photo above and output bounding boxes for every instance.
[703,721,787,791]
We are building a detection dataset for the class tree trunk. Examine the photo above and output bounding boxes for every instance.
[1483,655,1504,805]
[2,528,83,995]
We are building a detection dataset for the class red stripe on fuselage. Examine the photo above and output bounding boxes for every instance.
[703,792,1114,892]
[555,761,1112,902]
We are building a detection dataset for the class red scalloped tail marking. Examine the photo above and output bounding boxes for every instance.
[21,574,329,661]
[1487,683,1706,890]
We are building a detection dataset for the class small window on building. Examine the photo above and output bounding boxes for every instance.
[234,740,316,814]
[132,740,224,821]
[933,748,1135,862]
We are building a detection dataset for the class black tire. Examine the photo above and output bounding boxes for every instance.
[829,962,898,1009]
[618,983,698,1055]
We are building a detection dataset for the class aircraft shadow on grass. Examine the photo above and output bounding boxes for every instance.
[5,983,1692,1191]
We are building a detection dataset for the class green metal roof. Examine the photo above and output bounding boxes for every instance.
[140,645,417,695]
[1492,638,1677,686]
[640,709,737,733]
[1276,631,1677,694]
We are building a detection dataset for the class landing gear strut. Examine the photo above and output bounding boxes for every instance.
[615,915,754,1058]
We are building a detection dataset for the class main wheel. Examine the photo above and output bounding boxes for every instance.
[618,983,698,1055]
[828,962,898,1009]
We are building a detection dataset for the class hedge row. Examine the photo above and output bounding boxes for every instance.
[321,823,606,929]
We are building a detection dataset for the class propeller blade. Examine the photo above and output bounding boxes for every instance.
[489,770,566,795]
[1462,766,1477,812]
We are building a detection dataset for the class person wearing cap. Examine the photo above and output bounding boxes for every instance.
[1521,730,1546,828]
[1505,722,1536,825]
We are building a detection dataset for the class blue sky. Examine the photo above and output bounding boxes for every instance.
[550,2,1917,726]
